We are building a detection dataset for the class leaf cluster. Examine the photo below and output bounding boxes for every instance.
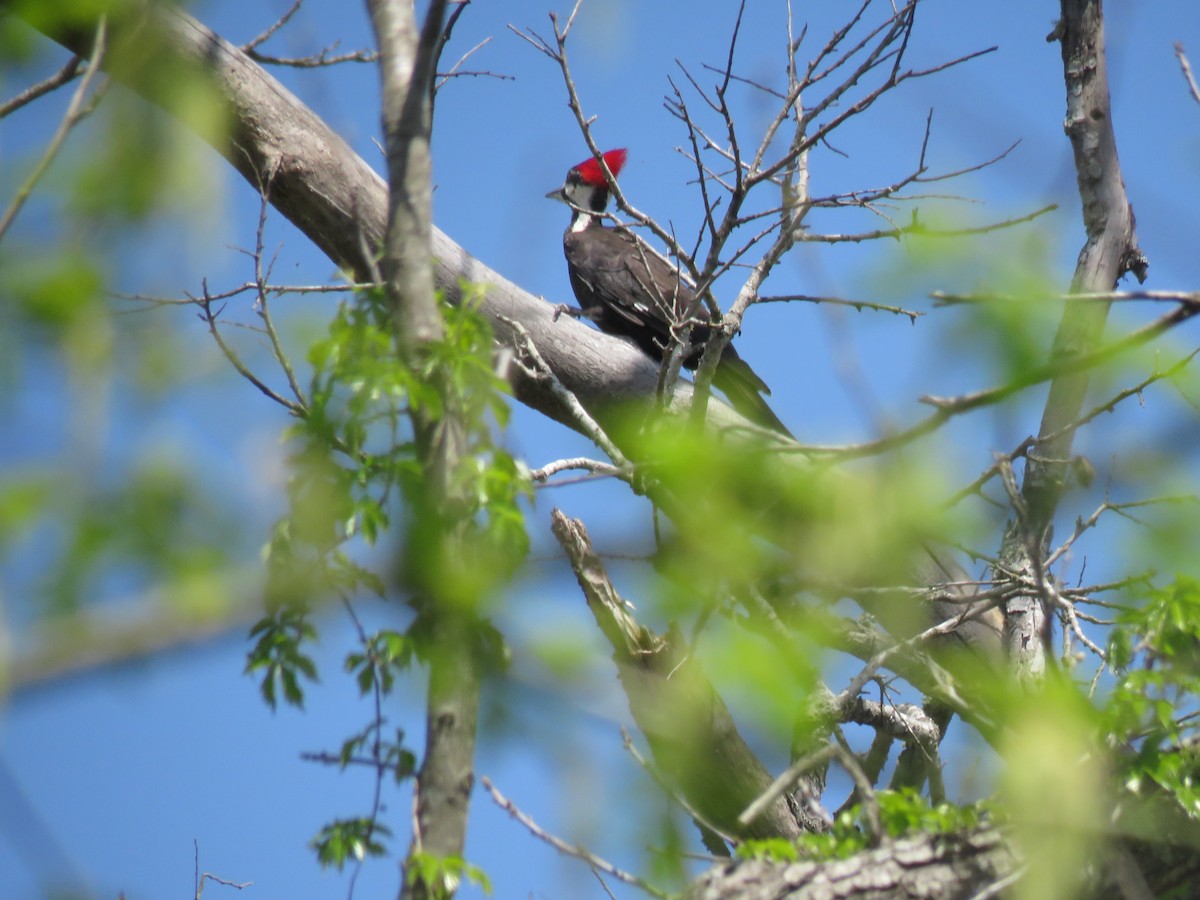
[311,817,393,871]
[244,604,318,710]
[740,790,992,862]
[1106,577,1200,819]
[404,851,492,899]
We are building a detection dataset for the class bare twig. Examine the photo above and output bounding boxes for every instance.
[0,54,82,119]
[1175,43,1200,106]
[435,37,511,90]
[1048,494,1200,570]
[0,21,106,243]
[241,0,303,52]
[194,840,253,899]
[240,0,378,68]
[246,167,307,407]
[196,280,305,415]
[530,457,626,484]
[759,293,921,321]
[481,776,668,898]
[244,7,380,73]
[118,281,377,307]
[246,47,379,67]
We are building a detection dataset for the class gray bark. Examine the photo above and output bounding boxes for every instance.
[15,5,1174,899]
[685,828,1015,900]
[551,510,819,843]
[363,1,480,898]
[995,0,1147,683]
[17,1,771,444]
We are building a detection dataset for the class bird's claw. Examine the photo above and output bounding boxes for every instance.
[552,303,584,322]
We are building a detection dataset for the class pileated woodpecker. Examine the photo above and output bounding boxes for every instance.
[546,149,791,437]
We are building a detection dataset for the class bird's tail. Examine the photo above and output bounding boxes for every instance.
[712,355,793,438]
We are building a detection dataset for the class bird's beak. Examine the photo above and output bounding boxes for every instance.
[545,187,567,203]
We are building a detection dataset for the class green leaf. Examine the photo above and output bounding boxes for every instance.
[311,818,391,871]
[244,608,320,711]
[405,852,492,898]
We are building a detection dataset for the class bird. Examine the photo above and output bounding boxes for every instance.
[546,148,791,437]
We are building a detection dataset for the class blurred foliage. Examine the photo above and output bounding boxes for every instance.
[1107,577,1200,820]
[239,276,528,882]
[404,852,492,898]
[640,421,970,601]
[0,454,244,626]
[311,817,392,871]
[999,677,1107,900]
[0,0,239,639]
[3,2,1200,897]
[748,790,993,861]
[68,90,224,221]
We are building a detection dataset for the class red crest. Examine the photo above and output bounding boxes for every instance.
[574,148,628,186]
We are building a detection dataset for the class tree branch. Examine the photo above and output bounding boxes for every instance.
[684,826,1016,900]
[993,0,1147,683]
[364,2,482,898]
[550,508,819,840]
[10,0,786,453]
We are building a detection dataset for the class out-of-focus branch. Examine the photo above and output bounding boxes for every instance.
[0,21,105,243]
[550,508,820,840]
[993,1,1147,683]
[364,3,483,899]
[6,570,265,694]
[0,54,82,119]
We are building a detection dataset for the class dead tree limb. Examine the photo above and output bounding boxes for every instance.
[995,0,1148,683]
[550,508,821,840]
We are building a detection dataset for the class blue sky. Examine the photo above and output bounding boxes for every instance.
[2,0,1199,897]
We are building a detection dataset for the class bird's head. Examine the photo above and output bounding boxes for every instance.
[546,148,628,216]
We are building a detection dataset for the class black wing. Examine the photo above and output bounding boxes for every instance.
[564,225,703,360]
[563,224,791,436]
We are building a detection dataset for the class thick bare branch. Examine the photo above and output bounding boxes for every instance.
[10,0,787,454]
[993,0,1148,683]
[550,509,818,840]
[684,826,1016,900]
